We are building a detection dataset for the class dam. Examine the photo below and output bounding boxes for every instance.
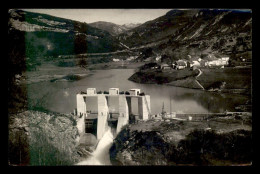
[76,88,151,147]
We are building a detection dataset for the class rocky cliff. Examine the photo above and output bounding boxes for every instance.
[8,110,81,166]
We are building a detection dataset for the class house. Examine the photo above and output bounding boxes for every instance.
[160,63,171,70]
[221,57,229,61]
[190,60,201,70]
[207,57,229,67]
[163,112,176,119]
[208,60,220,66]
[220,57,229,65]
[191,60,200,67]
[175,60,187,70]
[126,56,136,61]
[155,56,161,62]
[113,58,120,62]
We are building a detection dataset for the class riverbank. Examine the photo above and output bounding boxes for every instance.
[24,61,145,84]
[110,113,252,166]
[128,67,252,95]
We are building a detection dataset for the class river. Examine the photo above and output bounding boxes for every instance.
[27,69,249,115]
[76,128,114,166]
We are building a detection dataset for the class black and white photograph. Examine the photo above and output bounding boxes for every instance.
[8,8,252,166]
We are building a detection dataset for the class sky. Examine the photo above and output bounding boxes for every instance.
[22,9,173,25]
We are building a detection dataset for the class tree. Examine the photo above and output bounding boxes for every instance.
[78,58,87,68]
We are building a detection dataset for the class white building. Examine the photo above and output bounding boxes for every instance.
[129,89,141,96]
[175,60,187,70]
[207,57,229,67]
[155,56,161,62]
[113,58,120,62]
[191,60,201,67]
[109,88,119,95]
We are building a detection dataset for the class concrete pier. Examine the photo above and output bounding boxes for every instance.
[97,94,109,139]
[117,95,129,133]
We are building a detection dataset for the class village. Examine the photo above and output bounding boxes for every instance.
[159,55,230,70]
[112,53,231,71]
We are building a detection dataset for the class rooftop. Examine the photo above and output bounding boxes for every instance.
[129,89,141,91]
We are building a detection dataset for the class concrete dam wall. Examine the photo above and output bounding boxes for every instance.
[76,88,151,143]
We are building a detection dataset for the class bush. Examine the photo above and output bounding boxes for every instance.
[64,74,82,81]
[174,129,252,165]
[78,58,87,67]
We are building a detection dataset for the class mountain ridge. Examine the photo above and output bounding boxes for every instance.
[8,9,125,56]
[117,9,252,61]
[89,21,141,36]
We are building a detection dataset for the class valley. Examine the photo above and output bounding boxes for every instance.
[8,9,252,166]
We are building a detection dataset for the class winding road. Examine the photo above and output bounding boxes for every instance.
[195,68,205,90]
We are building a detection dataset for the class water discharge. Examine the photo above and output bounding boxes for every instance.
[76,127,114,165]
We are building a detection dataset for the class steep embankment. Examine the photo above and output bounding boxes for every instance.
[110,115,252,166]
[8,110,81,166]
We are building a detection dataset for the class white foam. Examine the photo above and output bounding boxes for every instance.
[76,128,114,165]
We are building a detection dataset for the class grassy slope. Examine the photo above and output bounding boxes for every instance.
[197,67,252,91]
[167,77,203,89]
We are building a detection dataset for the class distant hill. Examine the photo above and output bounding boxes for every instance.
[117,10,199,47]
[89,21,141,36]
[8,9,129,87]
[121,23,142,30]
[8,9,124,57]
[118,9,252,61]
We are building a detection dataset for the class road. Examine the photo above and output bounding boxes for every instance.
[195,68,204,90]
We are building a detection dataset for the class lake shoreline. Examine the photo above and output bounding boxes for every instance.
[128,67,251,96]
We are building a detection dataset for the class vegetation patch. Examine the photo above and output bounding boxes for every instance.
[50,74,83,82]
[197,67,251,95]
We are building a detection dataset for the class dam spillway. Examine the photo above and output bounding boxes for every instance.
[76,88,151,142]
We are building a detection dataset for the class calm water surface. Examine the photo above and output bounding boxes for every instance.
[27,69,249,114]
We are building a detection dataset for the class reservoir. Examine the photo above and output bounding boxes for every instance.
[27,69,249,115]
